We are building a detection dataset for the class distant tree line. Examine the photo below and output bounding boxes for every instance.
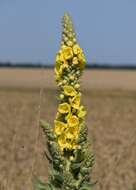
[0,62,136,70]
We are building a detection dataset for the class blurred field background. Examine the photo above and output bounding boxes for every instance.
[0,68,136,190]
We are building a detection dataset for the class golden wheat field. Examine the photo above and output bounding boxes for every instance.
[0,68,136,190]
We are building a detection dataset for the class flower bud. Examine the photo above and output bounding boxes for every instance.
[58,82,63,86]
[73,38,77,43]
[71,82,74,86]
[76,70,80,75]
[63,79,67,84]
[75,83,80,89]
[64,36,68,42]
[69,75,75,81]
[66,40,73,47]
[70,156,74,161]
[59,94,64,99]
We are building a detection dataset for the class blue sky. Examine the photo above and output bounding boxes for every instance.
[0,0,136,65]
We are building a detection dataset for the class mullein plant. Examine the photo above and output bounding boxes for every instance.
[34,13,95,190]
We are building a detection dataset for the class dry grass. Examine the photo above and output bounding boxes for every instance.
[0,68,136,90]
[0,69,136,190]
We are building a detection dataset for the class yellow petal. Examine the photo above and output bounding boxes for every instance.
[62,46,73,60]
[78,52,86,66]
[67,115,79,127]
[73,44,82,55]
[65,109,72,121]
[70,93,81,109]
[72,57,78,65]
[58,103,71,114]
[57,134,67,148]
[78,106,87,118]
[66,127,78,139]
[64,85,77,96]
[55,60,62,74]
[54,120,67,136]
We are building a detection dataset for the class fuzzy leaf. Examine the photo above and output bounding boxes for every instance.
[50,170,64,187]
[43,150,53,163]
[40,120,55,141]
[71,162,81,171]
[33,177,52,190]
[53,172,64,184]
[80,181,97,190]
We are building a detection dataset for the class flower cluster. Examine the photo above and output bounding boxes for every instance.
[54,13,86,152]
[35,13,95,190]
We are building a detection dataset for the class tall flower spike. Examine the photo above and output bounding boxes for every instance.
[34,13,95,190]
[55,13,86,153]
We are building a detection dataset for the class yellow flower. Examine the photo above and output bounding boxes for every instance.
[55,63,68,77]
[64,85,77,96]
[57,134,67,150]
[56,54,61,63]
[70,93,81,109]
[78,52,86,64]
[72,57,78,65]
[54,120,67,136]
[67,115,79,127]
[78,106,87,118]
[54,61,62,75]
[55,111,63,120]
[65,127,78,139]
[58,135,74,151]
[56,53,64,63]
[58,103,71,114]
[62,46,73,60]
[73,44,82,55]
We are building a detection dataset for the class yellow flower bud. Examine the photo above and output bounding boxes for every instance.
[78,52,86,64]
[70,156,74,161]
[69,75,75,80]
[78,106,87,118]
[74,83,80,89]
[73,44,82,55]
[66,40,73,47]
[59,94,64,99]
[73,38,77,43]
[63,79,67,85]
[72,57,78,65]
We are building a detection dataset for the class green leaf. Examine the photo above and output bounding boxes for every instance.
[53,172,64,184]
[71,162,81,171]
[40,120,55,141]
[43,150,52,163]
[33,177,52,190]
[40,120,49,129]
[80,181,97,190]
